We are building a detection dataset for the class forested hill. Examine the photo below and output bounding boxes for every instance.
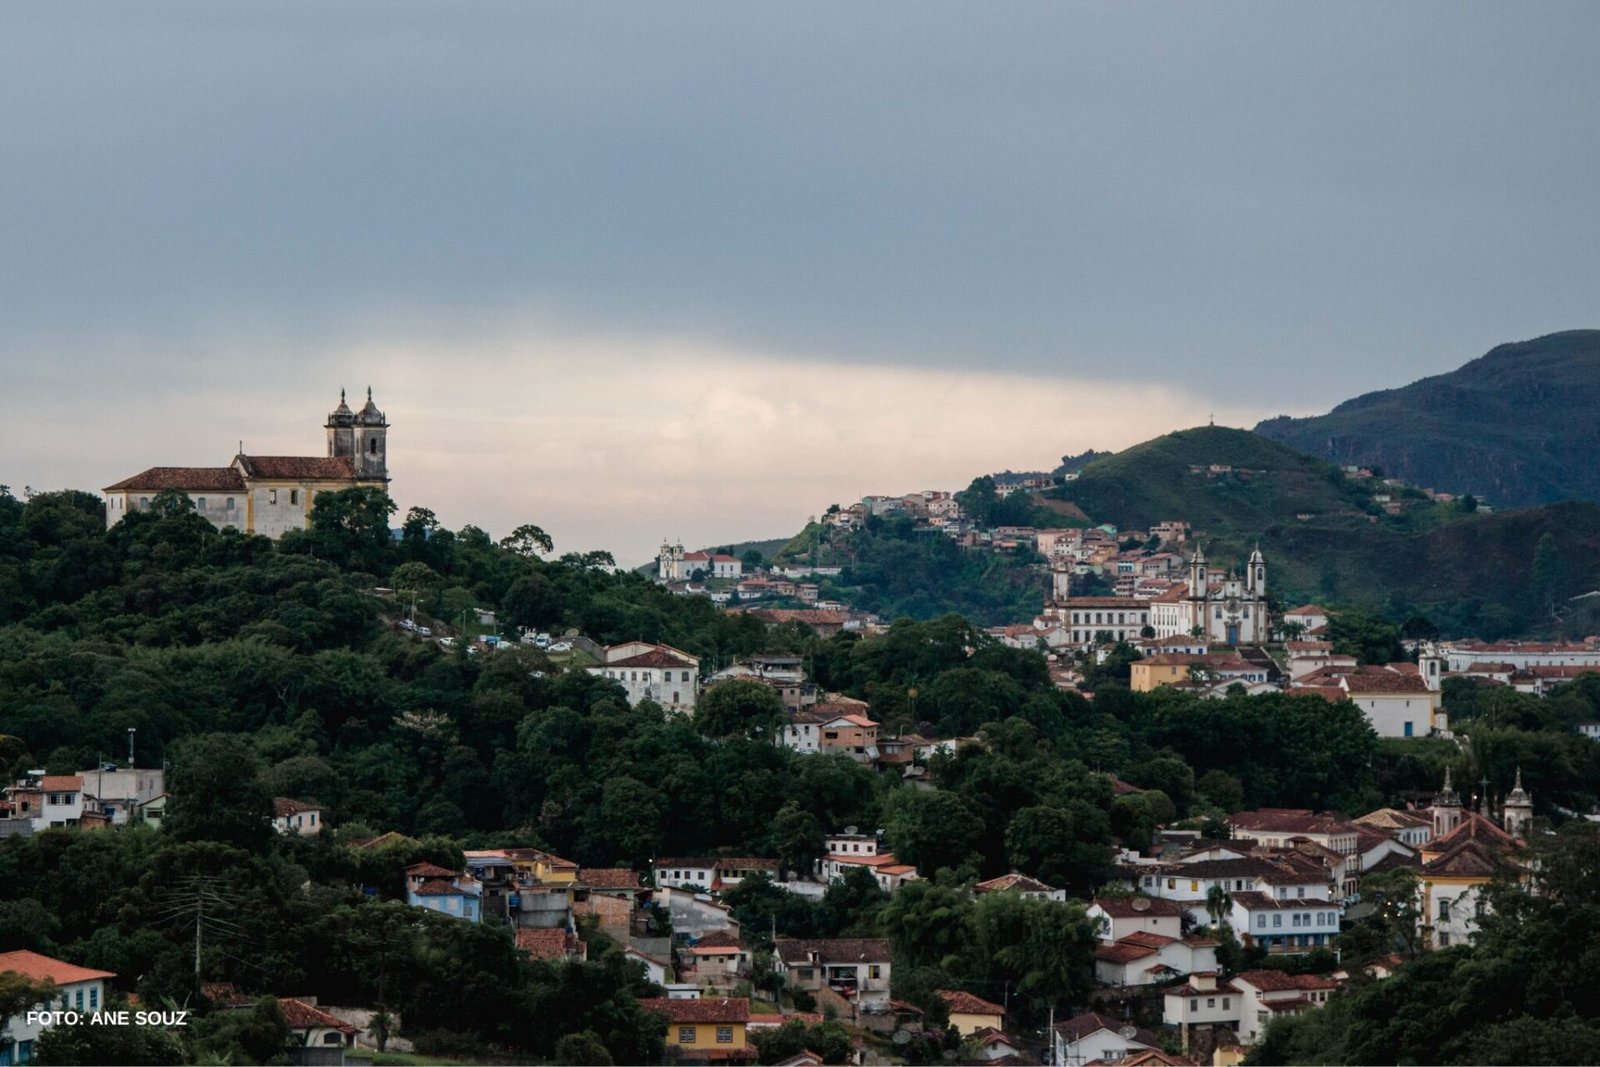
[1047,425,1600,638]
[1255,329,1600,508]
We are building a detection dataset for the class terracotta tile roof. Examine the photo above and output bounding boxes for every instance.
[1234,970,1339,993]
[1428,813,1517,852]
[1095,941,1159,964]
[411,878,466,896]
[1089,1051,1201,1067]
[1054,1012,1159,1050]
[104,466,247,492]
[1355,807,1433,831]
[1229,809,1357,837]
[774,938,891,965]
[599,649,699,669]
[1231,891,1334,912]
[276,997,359,1034]
[516,927,582,960]
[975,873,1059,895]
[1284,604,1329,616]
[695,931,744,949]
[1285,641,1334,651]
[0,950,115,986]
[939,989,1005,1016]
[272,797,321,817]
[1120,931,1177,949]
[235,455,358,481]
[1171,856,1286,879]
[1341,670,1431,694]
[39,776,83,792]
[405,862,459,878]
[1090,896,1187,919]
[638,996,751,1024]
[579,867,641,889]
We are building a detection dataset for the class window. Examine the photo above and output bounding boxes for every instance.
[868,965,881,979]
[196,497,206,510]
[1297,887,1305,898]
[1256,914,1266,929]
[678,1026,696,1045]
[75,989,84,1009]
[716,1026,733,1044]
[1167,878,1176,890]
[1273,914,1282,928]
[226,496,235,509]
[89,987,98,1009]
[1223,997,1231,1010]
[139,496,149,509]
[1190,999,1198,1011]
[1190,880,1199,892]
[1439,899,1450,920]
[1207,998,1216,1008]
[268,489,278,505]
[799,968,813,980]
[370,439,379,455]
[1439,932,1451,947]
[290,489,299,505]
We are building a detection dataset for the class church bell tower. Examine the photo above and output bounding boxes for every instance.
[353,387,389,482]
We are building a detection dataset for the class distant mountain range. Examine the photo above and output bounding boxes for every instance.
[1255,330,1600,507]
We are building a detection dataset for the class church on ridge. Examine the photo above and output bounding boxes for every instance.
[103,388,390,539]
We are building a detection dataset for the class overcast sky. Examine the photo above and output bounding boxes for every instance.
[3,3,1597,564]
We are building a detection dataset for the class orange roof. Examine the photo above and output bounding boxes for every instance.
[0,950,115,986]
[638,996,751,1023]
[939,989,1005,1016]
[104,466,247,492]
[276,997,359,1034]
[39,776,82,792]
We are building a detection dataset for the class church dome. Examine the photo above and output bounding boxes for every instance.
[358,386,386,425]
[327,388,356,426]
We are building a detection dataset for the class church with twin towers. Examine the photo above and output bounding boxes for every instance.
[103,388,390,539]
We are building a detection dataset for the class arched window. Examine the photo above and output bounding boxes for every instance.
[369,438,379,454]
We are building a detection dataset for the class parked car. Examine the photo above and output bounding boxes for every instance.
[416,626,432,637]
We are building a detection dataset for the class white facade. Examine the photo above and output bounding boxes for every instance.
[1148,547,1270,645]
[588,644,700,714]
[0,951,115,1065]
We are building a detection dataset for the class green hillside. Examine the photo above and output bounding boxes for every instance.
[1052,425,1379,534]
[1255,329,1600,507]
[1047,425,1600,637]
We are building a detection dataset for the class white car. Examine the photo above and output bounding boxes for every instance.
[546,641,573,653]
[437,636,455,649]
[416,626,432,637]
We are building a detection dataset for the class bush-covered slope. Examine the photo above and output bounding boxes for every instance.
[1255,329,1600,507]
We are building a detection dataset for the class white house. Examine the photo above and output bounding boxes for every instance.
[1281,604,1330,635]
[1093,931,1220,987]
[821,852,919,892]
[0,950,116,1065]
[1052,1011,1161,1066]
[272,797,324,836]
[974,873,1066,902]
[588,643,700,714]
[1087,896,1186,942]
[774,938,893,1012]
[1230,893,1340,955]
[1163,971,1243,1047]
[624,947,671,986]
[1232,970,1340,1044]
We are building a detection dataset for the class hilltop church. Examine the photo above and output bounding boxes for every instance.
[1044,545,1270,647]
[103,388,390,539]
[1147,545,1271,644]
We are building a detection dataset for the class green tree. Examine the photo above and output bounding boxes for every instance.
[882,790,985,877]
[553,1030,615,1066]
[770,803,825,881]
[500,523,555,558]
[694,680,785,741]
[162,734,272,850]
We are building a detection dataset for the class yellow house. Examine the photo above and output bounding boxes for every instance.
[639,997,753,1063]
[505,848,579,885]
[1131,655,1203,692]
[939,989,1006,1036]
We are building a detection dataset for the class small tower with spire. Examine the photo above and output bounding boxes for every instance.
[1502,767,1534,838]
[353,386,389,482]
[1247,544,1266,598]
[326,388,357,459]
[1432,767,1463,839]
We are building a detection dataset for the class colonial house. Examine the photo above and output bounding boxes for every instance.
[939,990,1006,1036]
[638,997,755,1065]
[1291,663,1444,738]
[1354,807,1434,848]
[651,857,781,892]
[587,643,701,714]
[0,950,116,1065]
[1229,892,1341,955]
[404,862,483,923]
[272,797,324,836]
[276,997,362,1052]
[1231,971,1340,1044]
[821,851,920,892]
[1281,604,1330,635]
[103,389,390,539]
[1093,931,1220,987]
[1228,810,1359,860]
[1039,595,1152,647]
[1416,770,1529,950]
[1162,971,1243,1051]
[1052,1011,1161,1067]
[773,939,893,1012]
[1088,896,1187,942]
[974,872,1066,902]
[1130,653,1269,693]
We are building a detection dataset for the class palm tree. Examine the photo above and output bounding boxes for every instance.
[1205,884,1233,930]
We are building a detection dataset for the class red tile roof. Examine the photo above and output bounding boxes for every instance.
[1090,896,1187,919]
[104,466,247,492]
[579,867,641,889]
[1229,809,1357,837]
[1120,931,1177,949]
[276,997,359,1034]
[273,797,321,817]
[405,862,459,878]
[516,927,582,960]
[774,938,891,965]
[39,776,83,792]
[1234,970,1339,993]
[411,878,466,896]
[638,996,751,1023]
[0,950,115,986]
[1095,941,1159,964]
[939,990,1005,1016]
[235,455,358,481]
[974,873,1059,895]
[1055,1012,1159,1050]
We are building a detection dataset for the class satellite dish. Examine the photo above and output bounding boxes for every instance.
[1119,1025,1139,1040]
[1132,897,1151,912]
[892,1029,912,1045]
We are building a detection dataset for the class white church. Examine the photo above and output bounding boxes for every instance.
[1147,545,1270,644]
